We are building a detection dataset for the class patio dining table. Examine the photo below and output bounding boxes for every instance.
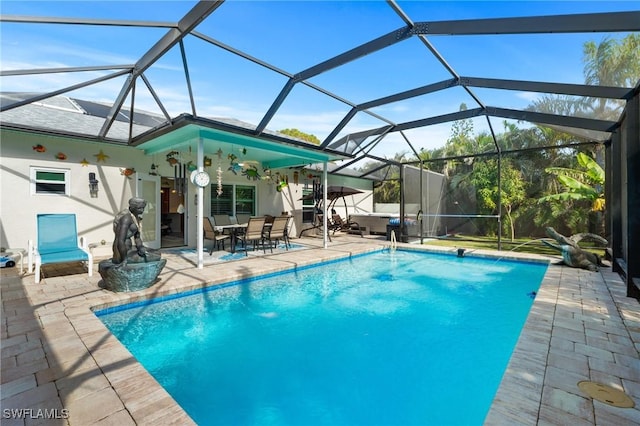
[214,223,247,253]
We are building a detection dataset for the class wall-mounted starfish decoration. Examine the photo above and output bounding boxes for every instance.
[94,150,109,162]
[80,158,90,167]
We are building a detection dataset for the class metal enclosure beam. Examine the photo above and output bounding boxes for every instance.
[358,79,458,110]
[296,26,414,81]
[485,107,619,132]
[395,108,485,131]
[99,0,224,138]
[412,12,640,35]
[461,76,634,100]
[0,14,175,27]
[0,69,131,112]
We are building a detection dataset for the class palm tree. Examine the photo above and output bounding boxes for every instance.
[582,34,640,120]
[528,34,640,121]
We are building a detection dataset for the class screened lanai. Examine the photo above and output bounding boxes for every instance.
[0,1,638,297]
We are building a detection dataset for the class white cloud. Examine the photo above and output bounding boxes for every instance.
[516,91,540,103]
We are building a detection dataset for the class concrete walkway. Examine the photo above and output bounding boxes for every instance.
[1,236,639,425]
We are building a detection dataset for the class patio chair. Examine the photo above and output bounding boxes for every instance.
[265,215,291,250]
[236,216,267,256]
[213,214,233,227]
[331,214,363,237]
[28,213,93,283]
[236,213,251,225]
[204,217,230,254]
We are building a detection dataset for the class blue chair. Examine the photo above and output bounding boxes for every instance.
[28,214,93,283]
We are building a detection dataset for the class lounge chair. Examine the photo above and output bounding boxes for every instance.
[298,214,332,242]
[265,215,291,250]
[331,214,363,237]
[236,216,268,256]
[28,213,93,283]
[204,217,230,254]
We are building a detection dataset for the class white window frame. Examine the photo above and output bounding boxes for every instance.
[30,166,71,196]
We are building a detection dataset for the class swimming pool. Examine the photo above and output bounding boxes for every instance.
[97,249,547,425]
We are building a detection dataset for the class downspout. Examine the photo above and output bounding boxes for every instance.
[196,137,205,269]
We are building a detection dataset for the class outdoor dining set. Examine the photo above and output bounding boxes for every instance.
[204,214,292,256]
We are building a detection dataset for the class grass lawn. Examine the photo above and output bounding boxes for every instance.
[421,234,607,257]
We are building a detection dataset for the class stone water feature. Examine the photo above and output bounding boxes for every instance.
[98,197,166,292]
[542,227,607,271]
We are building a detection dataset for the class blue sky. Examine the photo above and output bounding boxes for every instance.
[1,1,638,158]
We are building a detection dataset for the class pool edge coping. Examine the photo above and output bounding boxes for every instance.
[65,243,553,424]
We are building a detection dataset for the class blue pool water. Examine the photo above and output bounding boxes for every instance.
[97,250,547,425]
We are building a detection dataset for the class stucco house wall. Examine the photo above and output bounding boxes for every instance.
[1,129,374,261]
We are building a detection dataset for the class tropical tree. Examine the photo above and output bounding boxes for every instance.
[278,128,320,145]
[470,158,527,241]
[538,152,604,210]
[537,152,605,234]
[528,34,640,120]
[582,34,640,120]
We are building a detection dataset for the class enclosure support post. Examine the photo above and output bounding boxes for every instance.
[497,152,502,251]
[323,162,328,249]
[399,164,406,243]
[609,130,622,273]
[625,89,640,299]
[420,161,424,244]
[196,136,204,269]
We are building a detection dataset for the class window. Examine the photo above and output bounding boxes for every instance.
[211,184,256,216]
[235,185,255,215]
[211,184,233,215]
[302,188,315,223]
[30,167,70,195]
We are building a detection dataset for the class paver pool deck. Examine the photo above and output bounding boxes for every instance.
[1,235,639,425]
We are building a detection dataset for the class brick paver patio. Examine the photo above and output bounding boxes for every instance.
[2,235,639,425]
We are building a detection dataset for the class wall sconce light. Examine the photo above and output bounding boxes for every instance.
[150,163,158,176]
[89,172,99,198]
